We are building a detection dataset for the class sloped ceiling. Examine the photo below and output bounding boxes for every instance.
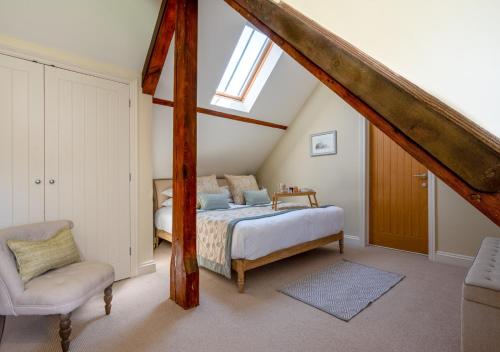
[0,0,318,179]
[0,0,161,70]
[152,0,318,178]
[282,0,500,138]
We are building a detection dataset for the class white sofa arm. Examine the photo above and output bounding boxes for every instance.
[461,237,500,352]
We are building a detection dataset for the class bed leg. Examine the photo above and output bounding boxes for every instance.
[339,238,344,254]
[235,261,245,293]
[0,315,5,344]
[237,272,245,293]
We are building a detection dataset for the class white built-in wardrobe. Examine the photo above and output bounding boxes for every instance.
[0,53,131,280]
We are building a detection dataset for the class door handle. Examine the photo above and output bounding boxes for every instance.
[413,173,428,179]
[49,179,55,184]
[34,179,41,185]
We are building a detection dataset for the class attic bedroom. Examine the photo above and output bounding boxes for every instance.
[0,0,499,352]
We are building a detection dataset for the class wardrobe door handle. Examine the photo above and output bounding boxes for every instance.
[34,179,41,185]
[49,179,55,184]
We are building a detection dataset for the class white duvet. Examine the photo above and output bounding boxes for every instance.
[155,204,344,260]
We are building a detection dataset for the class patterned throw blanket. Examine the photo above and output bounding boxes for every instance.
[196,205,307,278]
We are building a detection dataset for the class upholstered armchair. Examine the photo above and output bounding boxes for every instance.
[0,220,115,352]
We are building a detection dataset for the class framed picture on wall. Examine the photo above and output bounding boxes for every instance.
[310,130,337,156]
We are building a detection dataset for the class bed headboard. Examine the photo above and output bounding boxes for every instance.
[153,178,229,213]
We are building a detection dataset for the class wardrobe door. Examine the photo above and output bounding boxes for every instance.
[44,66,131,280]
[0,54,44,228]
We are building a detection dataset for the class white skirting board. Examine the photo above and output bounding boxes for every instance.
[138,260,157,276]
[343,234,362,246]
[434,251,475,267]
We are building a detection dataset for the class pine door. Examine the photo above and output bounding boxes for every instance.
[0,54,45,228]
[44,66,131,279]
[369,124,428,254]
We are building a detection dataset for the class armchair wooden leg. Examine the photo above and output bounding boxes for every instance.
[104,285,113,315]
[339,238,344,254]
[0,315,5,345]
[59,313,72,352]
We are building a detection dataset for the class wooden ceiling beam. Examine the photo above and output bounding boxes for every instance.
[153,98,288,130]
[170,0,199,309]
[224,0,500,225]
[142,0,176,95]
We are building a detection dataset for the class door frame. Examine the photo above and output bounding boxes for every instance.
[361,121,436,259]
[0,48,140,277]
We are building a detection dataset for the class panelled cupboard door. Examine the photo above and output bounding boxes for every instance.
[0,54,44,228]
[44,66,131,280]
[369,124,428,254]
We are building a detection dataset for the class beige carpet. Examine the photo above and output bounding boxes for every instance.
[1,242,466,352]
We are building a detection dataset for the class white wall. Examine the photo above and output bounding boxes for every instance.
[138,93,155,273]
[152,106,285,179]
[282,0,500,137]
[258,83,499,257]
[257,84,364,240]
[436,181,499,257]
[0,35,156,275]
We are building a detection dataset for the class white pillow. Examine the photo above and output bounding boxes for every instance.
[161,188,173,198]
[162,198,173,207]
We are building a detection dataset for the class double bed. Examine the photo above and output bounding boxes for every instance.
[153,178,344,292]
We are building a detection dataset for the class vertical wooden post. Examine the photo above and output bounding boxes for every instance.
[170,0,199,309]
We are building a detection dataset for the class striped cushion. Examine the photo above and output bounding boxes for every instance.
[224,174,259,205]
[7,228,81,283]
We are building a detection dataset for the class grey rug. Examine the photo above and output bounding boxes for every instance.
[279,260,404,321]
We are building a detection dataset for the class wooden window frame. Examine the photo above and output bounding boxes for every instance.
[215,40,273,102]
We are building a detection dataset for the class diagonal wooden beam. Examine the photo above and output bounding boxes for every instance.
[170,0,199,309]
[142,0,176,95]
[224,0,500,225]
[153,97,288,130]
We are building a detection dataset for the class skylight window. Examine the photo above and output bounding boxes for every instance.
[211,25,283,112]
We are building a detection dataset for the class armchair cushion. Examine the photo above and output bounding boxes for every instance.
[15,261,114,315]
[7,228,81,283]
[0,220,73,315]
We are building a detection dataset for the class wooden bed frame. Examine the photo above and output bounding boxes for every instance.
[153,178,344,292]
[232,232,343,292]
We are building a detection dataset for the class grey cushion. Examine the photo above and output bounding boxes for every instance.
[198,193,230,210]
[244,189,271,205]
[464,237,500,308]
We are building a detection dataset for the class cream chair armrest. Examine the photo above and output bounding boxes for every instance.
[0,279,15,316]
